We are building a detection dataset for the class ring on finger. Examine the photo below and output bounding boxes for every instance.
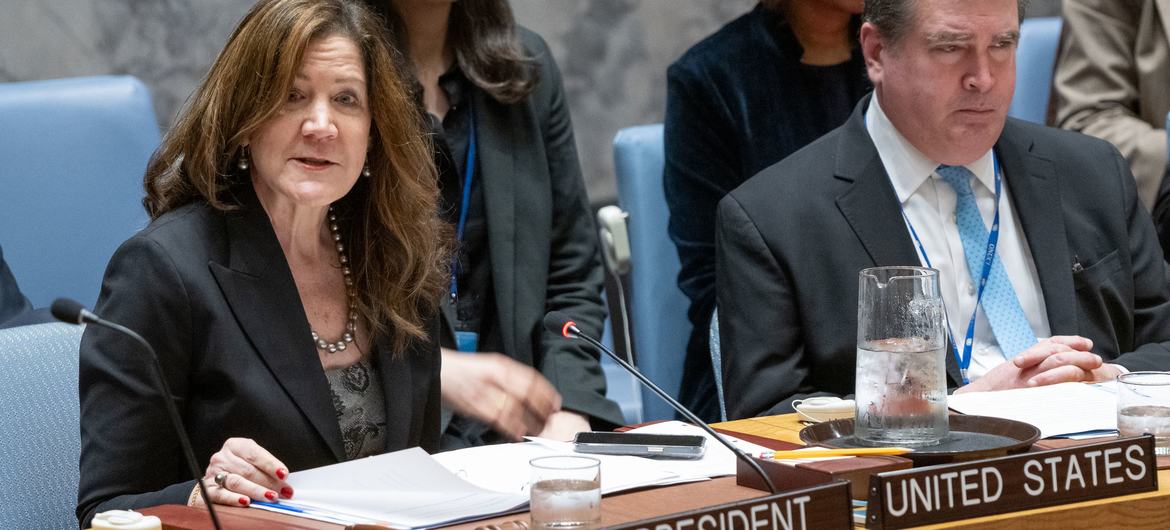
[214,471,229,488]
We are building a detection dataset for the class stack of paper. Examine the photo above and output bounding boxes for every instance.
[253,421,778,528]
[253,447,527,528]
[947,381,1118,438]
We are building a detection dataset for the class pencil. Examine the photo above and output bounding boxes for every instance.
[763,447,912,459]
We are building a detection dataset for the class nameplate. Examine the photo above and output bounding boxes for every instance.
[865,435,1159,529]
[605,480,852,530]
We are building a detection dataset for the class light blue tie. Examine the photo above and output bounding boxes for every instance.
[937,165,1037,359]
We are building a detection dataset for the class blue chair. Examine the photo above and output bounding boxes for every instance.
[0,322,84,529]
[0,76,160,309]
[1009,17,1063,124]
[612,124,691,421]
[601,314,643,424]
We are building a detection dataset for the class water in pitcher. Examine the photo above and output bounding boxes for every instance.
[855,338,948,447]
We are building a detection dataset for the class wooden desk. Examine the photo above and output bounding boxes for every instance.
[141,414,1170,529]
[715,414,1170,529]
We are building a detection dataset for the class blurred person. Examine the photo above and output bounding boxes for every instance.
[361,0,624,448]
[663,0,870,421]
[717,0,1170,418]
[1050,0,1170,260]
[77,0,450,525]
[1051,0,1170,213]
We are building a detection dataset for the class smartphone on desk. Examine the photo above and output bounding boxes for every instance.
[572,431,707,459]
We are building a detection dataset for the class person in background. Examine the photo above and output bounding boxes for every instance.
[78,0,449,525]
[663,0,870,421]
[0,244,34,329]
[717,0,1170,418]
[1050,0,1170,260]
[1051,0,1170,214]
[363,0,623,448]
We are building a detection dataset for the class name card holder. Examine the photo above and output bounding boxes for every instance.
[865,435,1159,529]
[737,454,913,500]
[719,427,913,499]
[604,480,853,530]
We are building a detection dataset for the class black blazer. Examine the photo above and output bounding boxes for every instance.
[77,191,441,526]
[440,28,623,428]
[0,243,33,328]
[717,95,1170,419]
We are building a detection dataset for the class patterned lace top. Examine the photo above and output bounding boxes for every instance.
[324,357,386,460]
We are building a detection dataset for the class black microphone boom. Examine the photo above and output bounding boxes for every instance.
[53,298,224,530]
[542,311,777,494]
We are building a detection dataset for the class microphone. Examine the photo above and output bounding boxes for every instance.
[543,311,777,494]
[53,298,224,530]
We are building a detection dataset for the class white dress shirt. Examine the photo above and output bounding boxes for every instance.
[865,95,1051,380]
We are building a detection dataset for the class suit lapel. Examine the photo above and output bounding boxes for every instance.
[474,90,518,356]
[376,333,412,451]
[996,122,1078,335]
[833,97,965,385]
[208,192,346,461]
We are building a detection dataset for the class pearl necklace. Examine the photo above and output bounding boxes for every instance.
[311,206,357,354]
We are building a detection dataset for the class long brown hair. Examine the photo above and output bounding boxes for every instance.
[143,0,450,354]
[364,0,538,104]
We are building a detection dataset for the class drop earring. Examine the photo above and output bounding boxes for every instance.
[362,161,371,178]
[237,146,250,171]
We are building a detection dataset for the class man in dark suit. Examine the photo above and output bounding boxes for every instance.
[0,243,34,329]
[717,0,1170,419]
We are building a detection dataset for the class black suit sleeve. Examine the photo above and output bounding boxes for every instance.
[78,236,196,527]
[1110,147,1170,368]
[0,244,33,328]
[528,34,624,428]
[716,194,813,419]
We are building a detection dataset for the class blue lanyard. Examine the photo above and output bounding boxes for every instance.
[449,100,477,305]
[900,155,1003,385]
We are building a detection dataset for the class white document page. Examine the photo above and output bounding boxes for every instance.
[624,420,772,478]
[627,420,853,468]
[256,447,527,529]
[433,437,688,496]
[947,381,1118,438]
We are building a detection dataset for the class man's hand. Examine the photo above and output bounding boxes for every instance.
[440,348,562,440]
[955,336,1121,393]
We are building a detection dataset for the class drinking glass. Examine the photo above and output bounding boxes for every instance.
[855,266,949,447]
[529,456,601,530]
[1117,371,1170,456]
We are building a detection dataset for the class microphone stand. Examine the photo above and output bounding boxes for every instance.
[562,322,777,494]
[57,300,223,530]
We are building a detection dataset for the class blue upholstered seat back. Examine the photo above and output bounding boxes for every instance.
[613,124,691,421]
[0,322,84,529]
[0,75,159,309]
[1009,17,1063,124]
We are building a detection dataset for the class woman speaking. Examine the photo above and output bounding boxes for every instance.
[77,0,449,525]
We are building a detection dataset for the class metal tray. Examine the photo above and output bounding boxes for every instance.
[799,415,1040,467]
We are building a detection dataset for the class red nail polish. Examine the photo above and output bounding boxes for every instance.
[276,468,287,480]
[265,491,276,501]
[281,487,294,498]
[238,496,249,506]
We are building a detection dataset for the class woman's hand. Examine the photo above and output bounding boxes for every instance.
[537,410,592,441]
[192,438,294,507]
[440,348,562,441]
